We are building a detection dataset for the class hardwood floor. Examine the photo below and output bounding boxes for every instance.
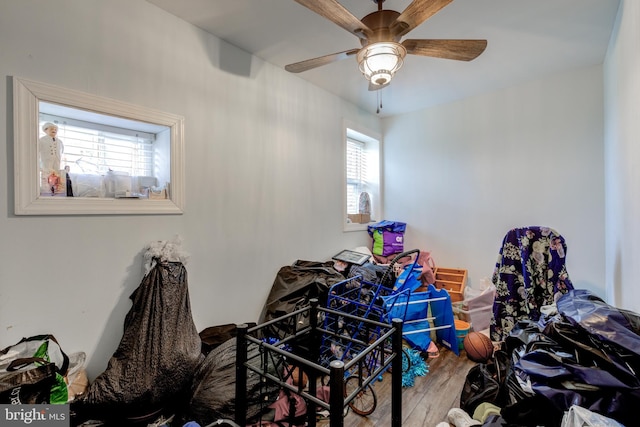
[317,345,477,427]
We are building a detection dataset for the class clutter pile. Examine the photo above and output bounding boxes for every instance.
[239,220,448,426]
[3,222,533,427]
[453,290,640,427]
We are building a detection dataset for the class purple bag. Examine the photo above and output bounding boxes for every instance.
[368,221,406,256]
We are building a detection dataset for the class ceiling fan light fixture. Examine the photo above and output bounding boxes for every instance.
[357,41,407,86]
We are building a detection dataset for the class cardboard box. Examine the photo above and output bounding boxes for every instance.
[149,188,167,200]
[347,213,371,224]
[433,267,467,303]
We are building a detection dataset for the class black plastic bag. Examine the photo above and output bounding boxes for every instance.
[199,323,255,355]
[557,289,640,378]
[460,350,510,415]
[74,261,202,420]
[186,337,281,426]
[258,261,345,339]
[499,291,640,427]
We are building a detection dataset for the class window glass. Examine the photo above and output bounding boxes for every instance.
[344,125,381,230]
[346,138,366,214]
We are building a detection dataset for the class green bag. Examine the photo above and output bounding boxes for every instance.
[0,335,69,403]
[0,358,57,404]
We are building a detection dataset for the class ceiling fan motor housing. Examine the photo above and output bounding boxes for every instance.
[359,9,403,45]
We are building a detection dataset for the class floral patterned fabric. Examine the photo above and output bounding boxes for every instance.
[490,226,573,342]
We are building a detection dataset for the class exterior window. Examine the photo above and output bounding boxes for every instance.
[344,124,381,230]
[346,138,365,214]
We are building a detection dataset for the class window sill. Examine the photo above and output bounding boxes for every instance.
[343,221,373,233]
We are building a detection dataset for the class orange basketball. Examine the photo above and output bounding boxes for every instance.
[463,331,494,363]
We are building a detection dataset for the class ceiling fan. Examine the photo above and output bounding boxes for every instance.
[285,0,487,90]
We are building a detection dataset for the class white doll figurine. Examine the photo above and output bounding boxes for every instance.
[38,122,64,195]
[39,122,64,193]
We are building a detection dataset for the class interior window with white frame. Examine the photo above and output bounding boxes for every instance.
[344,125,381,229]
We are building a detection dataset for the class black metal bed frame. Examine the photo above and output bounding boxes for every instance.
[234,299,403,427]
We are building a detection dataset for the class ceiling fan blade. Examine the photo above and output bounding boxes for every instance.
[391,0,453,38]
[402,39,487,61]
[293,0,373,40]
[285,49,360,73]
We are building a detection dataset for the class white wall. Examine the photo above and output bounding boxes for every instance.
[604,0,640,313]
[382,66,606,297]
[0,0,378,379]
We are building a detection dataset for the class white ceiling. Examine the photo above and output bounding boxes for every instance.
[146,0,620,117]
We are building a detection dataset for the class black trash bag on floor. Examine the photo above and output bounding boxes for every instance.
[258,260,345,340]
[185,337,281,426]
[73,261,202,421]
[199,323,256,356]
[500,291,640,427]
[460,350,511,415]
[557,289,640,373]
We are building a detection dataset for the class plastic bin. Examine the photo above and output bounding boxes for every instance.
[453,304,493,332]
[453,284,496,332]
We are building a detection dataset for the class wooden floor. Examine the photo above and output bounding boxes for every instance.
[317,344,477,427]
